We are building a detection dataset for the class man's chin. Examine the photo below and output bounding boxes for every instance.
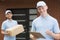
[7,18,12,19]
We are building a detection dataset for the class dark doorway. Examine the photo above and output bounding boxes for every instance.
[6,8,37,40]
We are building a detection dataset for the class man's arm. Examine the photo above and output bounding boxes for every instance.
[1,30,9,35]
[30,21,37,40]
[46,30,60,39]
[46,19,60,39]
[1,22,8,35]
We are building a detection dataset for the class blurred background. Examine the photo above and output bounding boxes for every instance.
[0,0,60,40]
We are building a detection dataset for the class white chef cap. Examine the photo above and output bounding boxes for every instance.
[5,10,12,15]
[36,1,46,8]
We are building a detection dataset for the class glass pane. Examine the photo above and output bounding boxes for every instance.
[29,21,32,26]
[29,15,37,20]
[29,9,37,14]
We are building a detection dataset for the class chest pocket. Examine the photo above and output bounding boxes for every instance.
[35,20,54,32]
[35,22,44,32]
[6,22,16,29]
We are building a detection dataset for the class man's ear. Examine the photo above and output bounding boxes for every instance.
[11,14,13,16]
[5,15,7,18]
[46,5,48,9]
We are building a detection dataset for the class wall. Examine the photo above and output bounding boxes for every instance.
[0,0,60,40]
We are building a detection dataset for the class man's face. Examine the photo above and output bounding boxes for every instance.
[5,13,13,19]
[37,5,48,15]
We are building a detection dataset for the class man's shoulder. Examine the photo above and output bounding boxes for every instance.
[2,20,8,24]
[32,17,40,23]
[49,16,57,22]
[12,20,17,22]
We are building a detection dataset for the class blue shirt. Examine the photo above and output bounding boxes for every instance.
[1,19,18,40]
[31,15,60,40]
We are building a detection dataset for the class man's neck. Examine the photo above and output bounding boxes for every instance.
[41,13,48,18]
[7,18,12,21]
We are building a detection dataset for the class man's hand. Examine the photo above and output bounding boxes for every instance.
[30,34,34,38]
[46,30,60,39]
[1,30,10,36]
[6,31,10,36]
[46,30,54,36]
[30,34,36,40]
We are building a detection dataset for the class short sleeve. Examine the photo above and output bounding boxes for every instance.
[53,20,60,33]
[31,21,36,32]
[16,21,18,25]
[15,21,18,25]
[1,22,6,31]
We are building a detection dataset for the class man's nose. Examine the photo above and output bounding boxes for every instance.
[40,9,43,12]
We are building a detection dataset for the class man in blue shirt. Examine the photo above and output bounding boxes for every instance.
[31,1,60,40]
[1,10,18,40]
